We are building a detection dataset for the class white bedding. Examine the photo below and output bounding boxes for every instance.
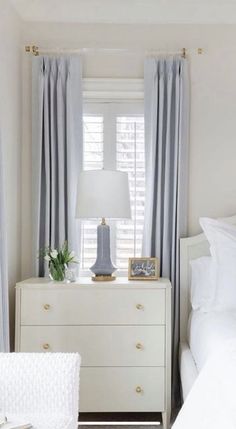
[173,338,236,429]
[179,342,198,400]
[188,309,236,372]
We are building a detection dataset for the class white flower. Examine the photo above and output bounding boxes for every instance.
[69,251,75,258]
[44,255,50,261]
[51,250,58,259]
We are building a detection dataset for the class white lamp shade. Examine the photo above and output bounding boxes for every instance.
[76,169,131,219]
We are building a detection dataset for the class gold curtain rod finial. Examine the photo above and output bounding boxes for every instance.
[25,45,39,56]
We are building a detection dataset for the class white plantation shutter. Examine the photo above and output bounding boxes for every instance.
[81,115,104,270]
[116,116,145,270]
[80,103,145,275]
[83,116,103,170]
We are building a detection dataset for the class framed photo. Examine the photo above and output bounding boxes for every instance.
[128,257,160,280]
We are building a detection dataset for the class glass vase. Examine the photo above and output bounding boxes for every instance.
[49,263,67,282]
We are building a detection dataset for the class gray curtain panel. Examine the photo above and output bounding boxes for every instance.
[32,56,83,276]
[0,131,10,351]
[143,57,189,406]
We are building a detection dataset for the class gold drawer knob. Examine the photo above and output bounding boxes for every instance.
[136,304,144,310]
[43,304,50,310]
[136,386,143,394]
[43,343,50,350]
[136,343,143,350]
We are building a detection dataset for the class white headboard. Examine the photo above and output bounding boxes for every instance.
[180,214,236,341]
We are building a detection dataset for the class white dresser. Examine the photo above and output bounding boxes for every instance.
[15,277,171,429]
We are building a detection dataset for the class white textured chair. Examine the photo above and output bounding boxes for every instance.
[0,353,81,429]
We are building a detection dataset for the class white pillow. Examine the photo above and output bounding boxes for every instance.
[200,217,236,310]
[190,256,213,311]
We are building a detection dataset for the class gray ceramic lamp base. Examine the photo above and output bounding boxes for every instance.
[90,222,116,281]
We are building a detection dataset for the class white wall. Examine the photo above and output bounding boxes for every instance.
[0,0,22,346]
[21,22,236,277]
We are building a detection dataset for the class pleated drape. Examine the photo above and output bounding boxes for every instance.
[143,57,189,407]
[32,56,83,276]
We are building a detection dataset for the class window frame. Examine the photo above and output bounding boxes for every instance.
[80,79,144,278]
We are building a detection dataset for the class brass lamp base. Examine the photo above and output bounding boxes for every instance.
[92,275,116,282]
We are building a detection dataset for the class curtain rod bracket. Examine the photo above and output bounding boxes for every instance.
[32,46,39,56]
[182,48,186,59]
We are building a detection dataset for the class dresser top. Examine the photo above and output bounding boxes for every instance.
[16,277,171,290]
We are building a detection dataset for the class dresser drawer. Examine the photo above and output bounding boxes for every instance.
[20,289,165,325]
[80,367,165,412]
[20,325,165,366]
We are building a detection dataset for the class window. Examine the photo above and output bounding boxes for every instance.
[80,102,145,275]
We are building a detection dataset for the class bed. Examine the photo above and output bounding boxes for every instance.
[179,214,236,401]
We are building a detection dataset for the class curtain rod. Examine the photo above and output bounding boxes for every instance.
[25,46,203,58]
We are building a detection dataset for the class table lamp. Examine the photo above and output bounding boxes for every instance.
[76,169,131,281]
